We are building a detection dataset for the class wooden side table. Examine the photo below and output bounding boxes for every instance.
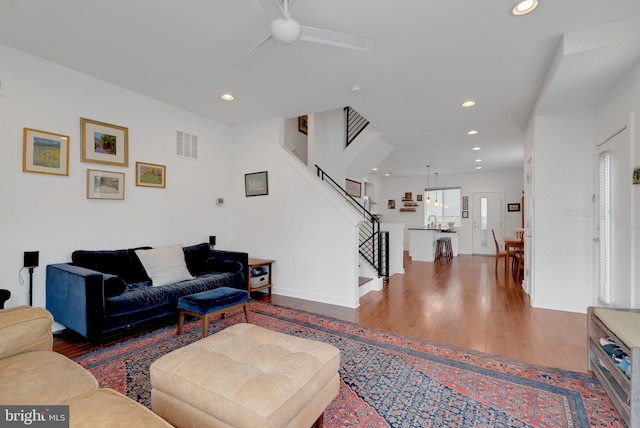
[248,258,274,296]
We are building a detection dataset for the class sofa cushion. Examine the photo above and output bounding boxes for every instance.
[182,243,212,276]
[0,350,97,405]
[72,247,151,284]
[104,274,128,298]
[63,388,172,427]
[135,244,194,287]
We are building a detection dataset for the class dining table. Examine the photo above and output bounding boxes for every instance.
[503,237,524,277]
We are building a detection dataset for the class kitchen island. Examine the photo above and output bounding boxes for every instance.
[408,227,458,262]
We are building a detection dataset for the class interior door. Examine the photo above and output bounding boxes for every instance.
[596,127,631,306]
[472,192,503,255]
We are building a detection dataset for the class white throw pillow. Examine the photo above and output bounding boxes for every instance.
[135,244,194,287]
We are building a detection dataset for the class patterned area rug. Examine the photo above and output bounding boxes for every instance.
[75,301,622,427]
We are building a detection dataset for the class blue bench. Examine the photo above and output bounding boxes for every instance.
[177,287,250,337]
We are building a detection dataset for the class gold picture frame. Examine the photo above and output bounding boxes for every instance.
[298,115,308,135]
[136,161,166,188]
[22,128,70,176]
[87,169,125,200]
[81,118,128,166]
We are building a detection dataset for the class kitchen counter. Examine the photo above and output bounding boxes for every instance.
[408,228,458,262]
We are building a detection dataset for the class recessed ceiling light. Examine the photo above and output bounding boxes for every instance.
[220,93,235,101]
[512,0,538,15]
[385,172,391,176]
[475,159,482,162]
[372,167,378,171]
[472,146,481,151]
[476,166,483,170]
[421,130,428,134]
[461,100,476,108]
[468,130,478,135]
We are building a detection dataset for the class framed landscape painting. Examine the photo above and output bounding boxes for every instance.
[136,162,166,188]
[87,169,125,200]
[245,171,268,197]
[81,118,128,166]
[23,128,70,176]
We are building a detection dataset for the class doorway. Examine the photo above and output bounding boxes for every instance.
[472,192,504,255]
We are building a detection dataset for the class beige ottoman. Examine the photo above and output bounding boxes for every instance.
[150,323,340,428]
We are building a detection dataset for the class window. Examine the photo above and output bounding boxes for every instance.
[424,187,461,227]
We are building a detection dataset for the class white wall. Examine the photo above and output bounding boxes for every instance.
[529,110,595,313]
[231,118,363,308]
[374,170,524,254]
[0,44,235,308]
[283,116,308,164]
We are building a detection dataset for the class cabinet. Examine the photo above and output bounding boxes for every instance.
[587,306,640,427]
[248,258,274,295]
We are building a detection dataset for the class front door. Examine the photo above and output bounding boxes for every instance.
[472,192,503,255]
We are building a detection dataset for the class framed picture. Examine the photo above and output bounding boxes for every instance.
[462,196,469,204]
[245,171,269,197]
[388,199,396,209]
[87,169,125,200]
[403,192,413,201]
[417,194,423,202]
[136,162,166,188]
[81,118,128,166]
[634,167,640,184]
[462,203,469,211]
[508,203,521,212]
[462,211,469,218]
[345,178,361,198]
[298,115,308,135]
[22,128,70,176]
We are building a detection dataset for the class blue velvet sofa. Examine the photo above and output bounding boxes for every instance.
[46,243,248,344]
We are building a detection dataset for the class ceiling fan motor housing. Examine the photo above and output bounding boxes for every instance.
[270,18,301,44]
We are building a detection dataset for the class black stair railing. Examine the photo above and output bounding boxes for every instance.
[315,165,388,280]
[344,106,369,147]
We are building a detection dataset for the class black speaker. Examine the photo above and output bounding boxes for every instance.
[24,251,39,268]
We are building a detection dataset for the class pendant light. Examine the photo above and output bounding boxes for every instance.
[426,165,431,204]
[434,172,439,206]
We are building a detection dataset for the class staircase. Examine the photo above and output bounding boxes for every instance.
[315,165,388,281]
[344,106,369,147]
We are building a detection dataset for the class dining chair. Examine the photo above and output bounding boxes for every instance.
[515,228,524,240]
[492,229,508,273]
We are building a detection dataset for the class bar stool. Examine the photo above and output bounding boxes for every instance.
[0,289,10,309]
[435,237,453,262]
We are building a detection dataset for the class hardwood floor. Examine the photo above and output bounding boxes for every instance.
[54,252,588,373]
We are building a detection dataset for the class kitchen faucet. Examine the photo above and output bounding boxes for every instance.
[428,215,437,228]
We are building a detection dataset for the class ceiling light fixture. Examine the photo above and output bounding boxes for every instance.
[426,164,432,204]
[434,172,439,206]
[472,147,481,151]
[512,0,538,15]
[372,167,378,171]
[476,166,483,170]
[350,85,362,94]
[220,93,235,101]
[385,172,391,176]
[461,100,476,108]
[468,130,478,135]
[475,159,482,162]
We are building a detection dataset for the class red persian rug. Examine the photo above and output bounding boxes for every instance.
[75,301,622,427]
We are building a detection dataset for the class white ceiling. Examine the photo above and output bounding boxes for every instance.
[2,0,640,177]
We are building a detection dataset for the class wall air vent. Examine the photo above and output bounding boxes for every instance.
[176,131,198,160]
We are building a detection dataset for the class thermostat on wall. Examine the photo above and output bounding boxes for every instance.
[216,197,224,206]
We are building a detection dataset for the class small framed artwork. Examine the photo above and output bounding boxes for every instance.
[245,171,269,197]
[417,194,423,202]
[87,169,125,200]
[403,192,413,201]
[508,203,521,212]
[81,118,128,166]
[462,203,469,211]
[633,167,640,184]
[298,115,308,135]
[22,128,70,176]
[462,196,469,204]
[388,199,396,209]
[345,178,361,198]
[136,162,166,188]
[462,211,469,218]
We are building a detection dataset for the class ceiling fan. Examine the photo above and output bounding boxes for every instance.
[234,0,374,68]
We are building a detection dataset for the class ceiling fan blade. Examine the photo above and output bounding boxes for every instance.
[233,34,276,69]
[299,26,374,51]
[257,0,286,21]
